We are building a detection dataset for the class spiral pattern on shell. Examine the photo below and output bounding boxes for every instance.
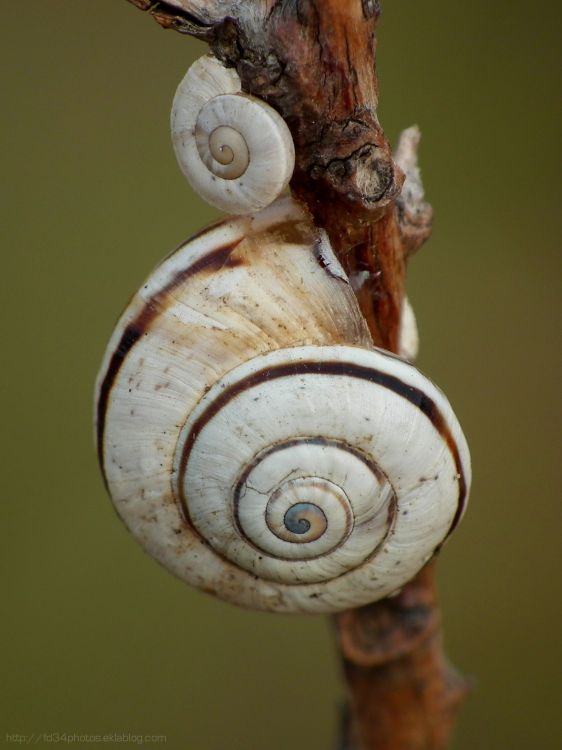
[171,55,295,214]
[96,197,471,614]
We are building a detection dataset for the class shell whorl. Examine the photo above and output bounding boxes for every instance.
[171,56,295,214]
[96,197,471,614]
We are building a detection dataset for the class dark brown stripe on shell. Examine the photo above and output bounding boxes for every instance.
[234,437,388,497]
[177,359,467,540]
[228,437,385,561]
[161,216,233,262]
[179,431,398,584]
[96,239,244,481]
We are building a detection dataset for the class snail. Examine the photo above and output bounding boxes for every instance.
[95,194,471,614]
[171,55,295,214]
[398,296,419,362]
[95,56,470,613]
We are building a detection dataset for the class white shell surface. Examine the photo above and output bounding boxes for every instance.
[171,55,295,214]
[398,296,419,361]
[96,197,470,614]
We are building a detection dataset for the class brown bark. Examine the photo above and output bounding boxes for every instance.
[334,562,469,750]
[126,1,467,747]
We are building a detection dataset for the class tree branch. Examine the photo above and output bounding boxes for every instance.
[334,562,469,750]
[125,1,468,747]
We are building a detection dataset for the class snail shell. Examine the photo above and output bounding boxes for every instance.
[398,296,419,361]
[171,55,295,214]
[95,197,471,614]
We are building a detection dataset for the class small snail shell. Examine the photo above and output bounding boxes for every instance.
[171,55,295,214]
[96,197,471,614]
[398,296,419,361]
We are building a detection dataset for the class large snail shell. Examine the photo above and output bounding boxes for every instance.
[171,55,295,214]
[96,197,470,614]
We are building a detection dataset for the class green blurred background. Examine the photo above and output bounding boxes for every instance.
[1,1,560,748]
